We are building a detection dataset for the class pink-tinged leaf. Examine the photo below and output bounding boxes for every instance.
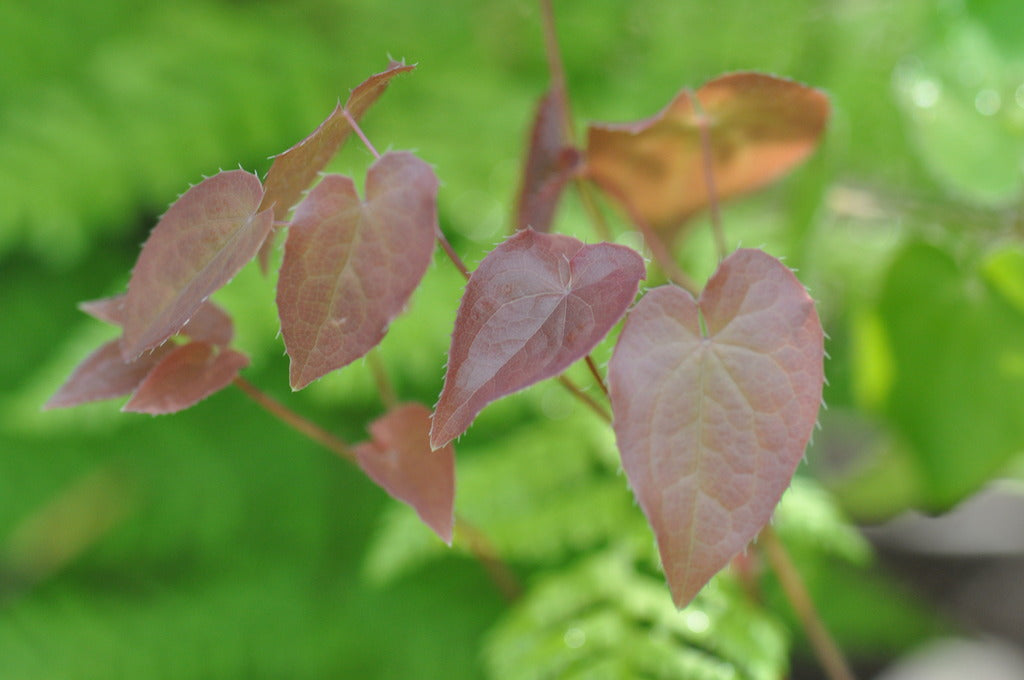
[122,342,249,415]
[514,88,582,232]
[277,151,438,390]
[607,249,824,608]
[430,229,645,449]
[119,171,273,360]
[44,341,175,410]
[257,60,416,269]
[355,403,455,544]
[83,295,234,346]
[585,72,829,237]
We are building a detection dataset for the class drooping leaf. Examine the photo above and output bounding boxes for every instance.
[257,60,416,269]
[82,295,235,347]
[44,340,175,410]
[355,403,455,544]
[585,72,829,237]
[608,248,824,608]
[276,151,438,390]
[119,171,273,360]
[430,229,645,449]
[122,342,249,415]
[513,88,582,232]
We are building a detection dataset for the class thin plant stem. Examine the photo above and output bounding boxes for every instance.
[539,0,574,141]
[758,525,857,680]
[689,89,728,261]
[557,375,611,423]
[232,375,522,598]
[585,355,609,397]
[343,109,381,160]
[367,350,397,409]
[233,376,356,463]
[436,225,471,281]
[576,179,615,242]
[455,516,523,601]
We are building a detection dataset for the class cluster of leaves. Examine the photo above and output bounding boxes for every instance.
[47,47,833,614]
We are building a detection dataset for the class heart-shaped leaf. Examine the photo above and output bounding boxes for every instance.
[430,229,645,449]
[119,170,273,360]
[276,151,438,390]
[122,342,249,415]
[355,403,455,544]
[608,248,823,608]
[585,72,829,236]
[514,87,582,233]
[257,60,415,269]
[44,340,176,410]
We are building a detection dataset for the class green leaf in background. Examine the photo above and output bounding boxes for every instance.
[871,241,1024,509]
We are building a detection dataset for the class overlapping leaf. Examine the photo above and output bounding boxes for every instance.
[119,170,273,360]
[585,72,829,236]
[257,60,415,268]
[355,403,455,544]
[430,229,645,449]
[276,151,438,390]
[608,249,823,608]
[47,297,240,411]
[123,342,249,415]
[513,88,582,232]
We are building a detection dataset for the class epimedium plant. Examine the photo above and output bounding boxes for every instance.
[46,7,843,677]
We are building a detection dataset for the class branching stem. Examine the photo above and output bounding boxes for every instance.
[585,355,609,397]
[367,350,397,409]
[758,525,857,680]
[343,109,381,160]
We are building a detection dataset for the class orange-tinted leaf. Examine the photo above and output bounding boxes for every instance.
[608,249,823,608]
[514,88,582,232]
[277,151,438,390]
[257,60,416,269]
[82,295,234,347]
[119,171,272,360]
[585,72,829,236]
[355,403,455,543]
[44,340,174,410]
[122,342,249,415]
[430,229,645,449]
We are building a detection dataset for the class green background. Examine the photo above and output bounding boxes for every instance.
[2,0,1023,677]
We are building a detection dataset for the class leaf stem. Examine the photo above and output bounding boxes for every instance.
[585,355,609,397]
[556,375,611,423]
[758,525,857,680]
[367,350,397,409]
[343,109,381,160]
[576,179,615,242]
[232,376,356,463]
[689,90,728,261]
[435,225,472,281]
[232,375,521,598]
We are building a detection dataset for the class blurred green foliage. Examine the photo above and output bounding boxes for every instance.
[2,0,1023,677]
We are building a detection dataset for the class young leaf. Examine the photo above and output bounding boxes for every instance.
[607,248,824,608]
[122,342,249,415]
[82,295,234,347]
[44,341,175,410]
[276,151,438,390]
[430,229,645,449]
[119,171,273,360]
[355,403,455,544]
[585,72,829,236]
[514,87,582,232]
[257,60,416,269]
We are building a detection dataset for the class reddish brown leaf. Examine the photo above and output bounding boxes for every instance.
[257,60,416,269]
[122,342,249,415]
[44,340,175,410]
[277,151,438,390]
[514,88,582,232]
[119,171,272,360]
[430,229,645,449]
[82,295,234,347]
[607,249,823,608]
[585,72,829,237]
[355,403,455,543]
